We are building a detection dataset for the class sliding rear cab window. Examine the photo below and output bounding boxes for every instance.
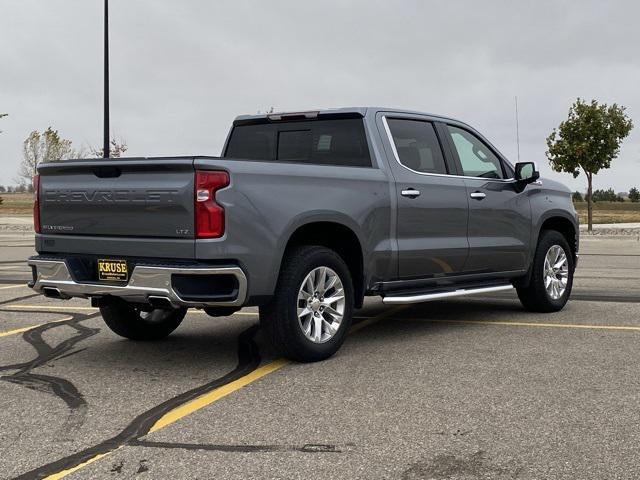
[224,118,372,167]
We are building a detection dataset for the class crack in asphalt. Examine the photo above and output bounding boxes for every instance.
[0,293,40,306]
[12,324,262,480]
[0,312,101,437]
[131,439,347,454]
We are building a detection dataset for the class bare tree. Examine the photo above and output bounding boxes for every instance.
[19,127,78,184]
[89,137,128,158]
[0,113,7,134]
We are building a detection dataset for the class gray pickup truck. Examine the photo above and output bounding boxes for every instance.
[29,107,578,361]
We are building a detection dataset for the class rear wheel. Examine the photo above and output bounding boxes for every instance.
[100,299,187,340]
[517,230,574,312]
[260,246,354,362]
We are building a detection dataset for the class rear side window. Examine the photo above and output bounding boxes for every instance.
[224,118,372,167]
[386,119,447,174]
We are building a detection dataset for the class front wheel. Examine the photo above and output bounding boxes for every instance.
[517,230,574,312]
[260,246,354,362]
[100,299,187,340]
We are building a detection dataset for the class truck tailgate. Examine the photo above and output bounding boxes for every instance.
[38,158,195,238]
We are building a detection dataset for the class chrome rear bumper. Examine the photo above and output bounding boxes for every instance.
[28,259,247,308]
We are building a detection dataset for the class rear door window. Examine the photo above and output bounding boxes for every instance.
[225,118,372,167]
[386,119,448,174]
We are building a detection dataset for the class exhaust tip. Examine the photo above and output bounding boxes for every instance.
[148,296,175,309]
[42,287,70,300]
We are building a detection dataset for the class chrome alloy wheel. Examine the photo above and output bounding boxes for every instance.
[297,266,346,343]
[544,245,569,300]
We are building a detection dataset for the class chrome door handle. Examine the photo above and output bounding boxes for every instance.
[401,189,421,198]
[469,192,486,200]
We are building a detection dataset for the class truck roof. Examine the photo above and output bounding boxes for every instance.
[233,107,465,126]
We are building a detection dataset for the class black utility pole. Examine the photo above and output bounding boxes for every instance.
[103,0,110,158]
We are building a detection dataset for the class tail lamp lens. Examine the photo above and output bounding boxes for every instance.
[33,174,41,233]
[195,170,229,238]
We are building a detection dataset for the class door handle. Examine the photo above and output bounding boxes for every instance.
[469,191,486,200]
[401,188,421,198]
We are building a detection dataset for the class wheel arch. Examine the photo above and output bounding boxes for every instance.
[537,214,579,263]
[281,220,365,308]
[515,213,578,289]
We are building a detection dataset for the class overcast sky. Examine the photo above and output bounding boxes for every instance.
[1,0,638,191]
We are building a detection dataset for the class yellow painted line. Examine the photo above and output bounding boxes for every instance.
[0,306,258,318]
[149,306,402,433]
[44,448,122,480]
[149,358,289,433]
[0,305,98,312]
[0,308,258,315]
[0,305,260,318]
[400,317,640,332]
[0,316,72,338]
[0,284,26,290]
[42,361,289,480]
[42,305,403,479]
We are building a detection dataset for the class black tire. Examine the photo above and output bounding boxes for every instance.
[260,245,354,363]
[100,299,187,340]
[517,230,574,312]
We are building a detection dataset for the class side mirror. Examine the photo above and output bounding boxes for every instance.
[515,162,540,184]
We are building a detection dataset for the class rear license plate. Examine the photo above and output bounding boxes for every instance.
[97,259,129,282]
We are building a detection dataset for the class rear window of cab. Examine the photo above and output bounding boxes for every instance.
[224,118,372,167]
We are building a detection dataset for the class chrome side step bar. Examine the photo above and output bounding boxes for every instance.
[382,284,513,305]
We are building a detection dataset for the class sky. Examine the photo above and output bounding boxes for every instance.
[1,0,639,192]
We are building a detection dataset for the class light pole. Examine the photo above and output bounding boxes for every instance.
[103,0,110,158]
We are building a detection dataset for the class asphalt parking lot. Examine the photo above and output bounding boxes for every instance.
[1,229,639,479]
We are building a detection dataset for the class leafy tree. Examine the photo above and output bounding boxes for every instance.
[629,187,640,203]
[572,191,583,202]
[90,138,128,158]
[546,99,633,231]
[19,127,79,184]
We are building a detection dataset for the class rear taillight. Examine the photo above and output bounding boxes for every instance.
[33,174,41,233]
[195,170,229,238]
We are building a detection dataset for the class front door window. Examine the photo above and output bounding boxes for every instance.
[446,125,504,179]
